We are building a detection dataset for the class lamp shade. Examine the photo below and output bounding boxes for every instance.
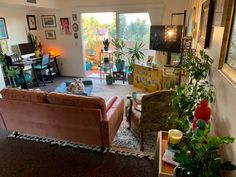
[165,26,177,42]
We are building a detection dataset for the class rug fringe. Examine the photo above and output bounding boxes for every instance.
[8,132,155,160]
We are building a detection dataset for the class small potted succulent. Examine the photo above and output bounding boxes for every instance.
[103,38,110,51]
[106,74,113,85]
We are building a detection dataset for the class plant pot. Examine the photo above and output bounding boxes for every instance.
[88,48,95,56]
[106,76,113,85]
[173,166,192,177]
[104,46,109,51]
[128,72,133,85]
[115,60,125,71]
[86,63,91,71]
[104,57,109,63]
[34,50,40,58]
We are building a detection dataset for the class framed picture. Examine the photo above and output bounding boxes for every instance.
[213,0,227,26]
[45,30,56,40]
[72,23,79,32]
[72,14,77,21]
[198,0,214,49]
[26,15,37,30]
[147,56,154,65]
[219,0,236,84]
[41,15,57,28]
[60,17,71,35]
[0,40,8,53]
[0,18,8,40]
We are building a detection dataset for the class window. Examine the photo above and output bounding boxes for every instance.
[219,0,236,84]
[118,13,151,43]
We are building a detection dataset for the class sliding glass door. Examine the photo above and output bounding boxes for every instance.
[82,12,153,77]
[82,12,116,77]
[118,13,154,62]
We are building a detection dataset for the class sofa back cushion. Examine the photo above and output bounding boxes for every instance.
[0,88,48,103]
[47,92,106,118]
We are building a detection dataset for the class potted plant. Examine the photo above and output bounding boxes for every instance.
[106,74,113,85]
[174,121,236,177]
[127,41,145,84]
[27,32,40,57]
[112,38,126,71]
[85,60,91,71]
[103,38,110,51]
[0,52,19,87]
[87,38,95,56]
[170,50,214,132]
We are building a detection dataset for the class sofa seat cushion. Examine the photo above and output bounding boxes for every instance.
[0,88,48,103]
[47,92,106,118]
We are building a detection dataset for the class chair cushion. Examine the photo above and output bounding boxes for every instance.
[0,88,48,103]
[47,92,106,118]
[34,65,47,70]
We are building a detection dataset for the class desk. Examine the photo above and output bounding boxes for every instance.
[31,55,60,76]
[11,55,60,89]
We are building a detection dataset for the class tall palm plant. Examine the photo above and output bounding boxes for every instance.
[127,41,145,72]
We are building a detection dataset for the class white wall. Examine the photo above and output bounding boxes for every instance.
[0,0,59,9]
[207,27,236,177]
[192,1,236,177]
[0,6,40,53]
[38,0,190,77]
[0,5,41,88]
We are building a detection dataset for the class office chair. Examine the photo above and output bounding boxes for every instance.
[33,53,53,86]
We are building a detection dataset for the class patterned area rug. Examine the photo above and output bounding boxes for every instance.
[112,120,157,155]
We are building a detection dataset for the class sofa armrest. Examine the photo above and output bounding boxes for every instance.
[102,97,124,147]
[106,96,118,112]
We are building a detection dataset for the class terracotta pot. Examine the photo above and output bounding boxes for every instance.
[128,73,133,85]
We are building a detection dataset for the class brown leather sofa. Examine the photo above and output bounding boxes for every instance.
[0,88,124,147]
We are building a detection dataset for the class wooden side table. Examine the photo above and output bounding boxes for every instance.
[153,131,175,177]
[113,70,126,84]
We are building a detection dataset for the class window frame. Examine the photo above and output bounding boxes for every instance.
[219,0,236,85]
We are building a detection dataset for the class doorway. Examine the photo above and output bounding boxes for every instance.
[82,12,116,78]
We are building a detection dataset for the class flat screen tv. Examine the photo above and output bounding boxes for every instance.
[149,25,183,53]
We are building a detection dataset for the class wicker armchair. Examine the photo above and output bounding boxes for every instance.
[126,90,175,151]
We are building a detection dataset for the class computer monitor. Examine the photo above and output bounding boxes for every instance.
[18,43,35,58]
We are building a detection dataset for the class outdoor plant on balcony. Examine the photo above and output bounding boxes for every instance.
[112,38,126,71]
[103,38,110,51]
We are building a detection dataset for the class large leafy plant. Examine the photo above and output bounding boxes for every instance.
[27,32,38,50]
[0,51,19,87]
[171,50,214,132]
[127,41,145,72]
[174,123,236,177]
[112,38,126,62]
